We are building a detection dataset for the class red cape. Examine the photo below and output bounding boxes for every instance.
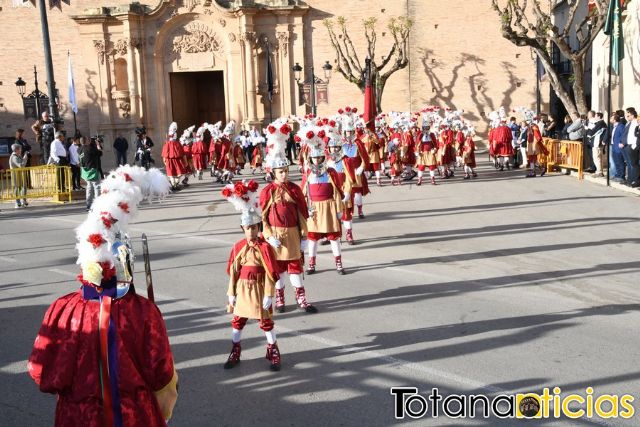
[259,181,309,220]
[226,237,280,281]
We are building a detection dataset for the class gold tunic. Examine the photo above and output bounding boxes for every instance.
[227,244,275,320]
[261,185,307,261]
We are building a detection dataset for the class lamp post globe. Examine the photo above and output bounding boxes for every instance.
[15,77,26,97]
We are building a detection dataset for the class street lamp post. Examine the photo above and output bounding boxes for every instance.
[293,61,333,116]
[38,0,59,122]
[15,66,46,120]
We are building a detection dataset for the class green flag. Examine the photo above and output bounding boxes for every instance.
[603,0,624,75]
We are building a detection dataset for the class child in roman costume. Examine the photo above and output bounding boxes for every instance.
[462,124,478,179]
[416,119,438,186]
[179,125,195,187]
[260,118,317,314]
[300,125,347,275]
[222,180,282,371]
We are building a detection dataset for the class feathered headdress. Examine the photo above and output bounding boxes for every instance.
[336,106,358,132]
[180,125,195,145]
[264,118,292,171]
[208,121,222,141]
[167,122,178,141]
[221,180,262,226]
[223,120,236,137]
[76,166,171,291]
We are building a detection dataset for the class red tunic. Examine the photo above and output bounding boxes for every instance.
[28,289,174,427]
[493,125,514,156]
[233,144,245,167]
[161,140,186,177]
[259,181,309,226]
[251,145,263,167]
[208,141,221,166]
[437,130,455,165]
[191,140,208,170]
[462,136,477,167]
[226,237,280,280]
[217,138,233,170]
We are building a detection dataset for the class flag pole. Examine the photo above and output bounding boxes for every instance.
[68,50,78,136]
[606,1,614,187]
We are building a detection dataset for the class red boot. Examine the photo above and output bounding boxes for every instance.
[345,229,355,245]
[306,256,316,274]
[266,343,281,371]
[376,177,382,187]
[357,205,365,219]
[335,255,346,275]
[275,288,286,313]
[295,287,318,313]
[224,342,241,369]
[417,176,423,186]
[431,176,437,185]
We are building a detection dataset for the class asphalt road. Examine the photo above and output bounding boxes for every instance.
[1,162,639,426]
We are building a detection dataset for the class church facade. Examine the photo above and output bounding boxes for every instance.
[0,0,543,163]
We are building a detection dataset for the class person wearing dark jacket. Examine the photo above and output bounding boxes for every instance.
[78,136,103,211]
[113,134,129,166]
[610,113,626,181]
[620,108,639,187]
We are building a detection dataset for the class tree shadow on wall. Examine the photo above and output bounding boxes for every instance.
[418,49,523,123]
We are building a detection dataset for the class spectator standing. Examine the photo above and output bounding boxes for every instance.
[588,112,608,177]
[621,108,639,187]
[78,136,103,211]
[242,129,253,164]
[50,131,69,192]
[68,137,82,190]
[610,113,626,182]
[31,111,56,165]
[9,143,29,208]
[560,115,572,140]
[113,133,129,166]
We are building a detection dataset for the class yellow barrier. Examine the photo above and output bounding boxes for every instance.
[543,138,584,180]
[0,165,72,204]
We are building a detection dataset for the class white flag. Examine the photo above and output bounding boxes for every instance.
[68,53,78,114]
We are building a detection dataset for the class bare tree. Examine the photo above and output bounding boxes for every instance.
[323,16,412,111]
[491,0,608,115]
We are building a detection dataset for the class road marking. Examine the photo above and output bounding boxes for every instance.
[0,256,17,263]
[47,268,76,277]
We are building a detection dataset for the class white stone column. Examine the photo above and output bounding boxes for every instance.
[240,31,258,124]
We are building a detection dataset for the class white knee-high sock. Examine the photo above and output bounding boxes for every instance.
[308,240,318,258]
[343,220,352,230]
[289,273,303,288]
[265,330,277,345]
[354,193,363,207]
[330,240,341,257]
[232,328,242,343]
[276,272,288,290]
[375,170,381,179]
[429,170,435,178]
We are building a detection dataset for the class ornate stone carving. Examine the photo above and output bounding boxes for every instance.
[228,33,236,43]
[276,32,289,57]
[114,38,128,56]
[130,37,141,50]
[173,22,222,53]
[111,89,131,119]
[240,31,257,46]
[185,0,200,11]
[219,18,226,27]
[93,40,106,64]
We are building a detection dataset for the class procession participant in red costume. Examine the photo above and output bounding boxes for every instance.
[462,124,478,179]
[416,121,439,186]
[222,180,283,371]
[192,124,208,180]
[251,133,265,175]
[180,125,195,187]
[402,120,418,180]
[337,106,370,223]
[260,118,317,314]
[436,122,455,179]
[232,138,246,175]
[300,125,347,275]
[207,121,222,179]
[372,116,388,185]
[162,122,187,191]
[217,120,236,183]
[491,107,514,170]
[522,110,549,178]
[454,122,465,168]
[28,165,177,427]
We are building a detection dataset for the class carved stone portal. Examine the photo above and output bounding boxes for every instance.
[173,22,222,54]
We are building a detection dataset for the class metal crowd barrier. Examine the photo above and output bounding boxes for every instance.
[0,165,72,204]
[543,138,584,180]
